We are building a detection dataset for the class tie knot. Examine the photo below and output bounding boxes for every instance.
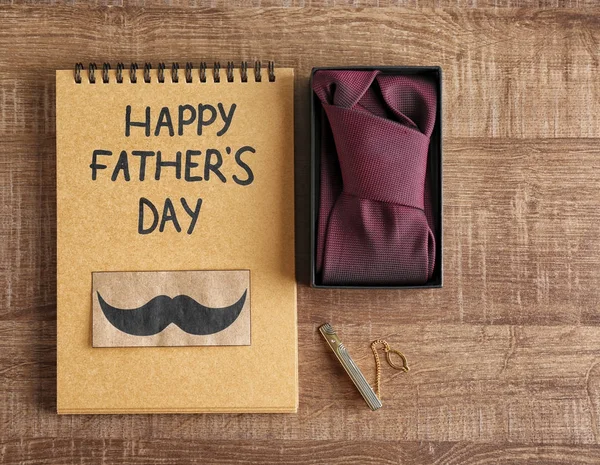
[323,104,430,210]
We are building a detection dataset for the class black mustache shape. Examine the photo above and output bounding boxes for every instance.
[97,290,247,336]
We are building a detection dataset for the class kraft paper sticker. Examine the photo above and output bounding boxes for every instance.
[92,270,250,347]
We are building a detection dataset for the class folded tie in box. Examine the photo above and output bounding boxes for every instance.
[310,66,443,289]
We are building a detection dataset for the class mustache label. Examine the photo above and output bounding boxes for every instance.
[92,270,251,347]
[97,290,247,336]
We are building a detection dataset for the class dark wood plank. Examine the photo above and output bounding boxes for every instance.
[301,138,600,326]
[0,7,599,139]
[3,137,599,327]
[4,0,600,9]
[3,439,600,465]
[2,320,600,443]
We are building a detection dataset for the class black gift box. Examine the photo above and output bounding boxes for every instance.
[310,66,443,289]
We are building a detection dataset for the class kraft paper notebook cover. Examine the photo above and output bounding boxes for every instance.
[56,62,297,414]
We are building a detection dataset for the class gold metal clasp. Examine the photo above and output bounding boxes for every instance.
[385,348,409,372]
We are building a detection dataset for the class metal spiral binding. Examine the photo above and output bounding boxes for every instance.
[185,62,193,83]
[130,63,138,83]
[199,62,207,83]
[226,62,234,82]
[157,63,166,83]
[172,63,179,83]
[254,61,261,82]
[143,63,152,83]
[116,63,124,83]
[268,61,276,82]
[74,61,276,83]
[88,63,97,84]
[102,63,110,83]
[213,61,221,83]
[74,63,83,83]
[240,61,248,82]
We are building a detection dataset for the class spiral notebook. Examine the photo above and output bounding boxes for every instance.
[56,62,297,413]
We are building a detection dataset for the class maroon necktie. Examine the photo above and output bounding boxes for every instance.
[313,70,437,285]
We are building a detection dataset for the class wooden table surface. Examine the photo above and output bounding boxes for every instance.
[2,2,600,464]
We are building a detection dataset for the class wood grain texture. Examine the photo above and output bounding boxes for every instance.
[1,4,600,464]
[4,1,600,9]
[4,440,600,465]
